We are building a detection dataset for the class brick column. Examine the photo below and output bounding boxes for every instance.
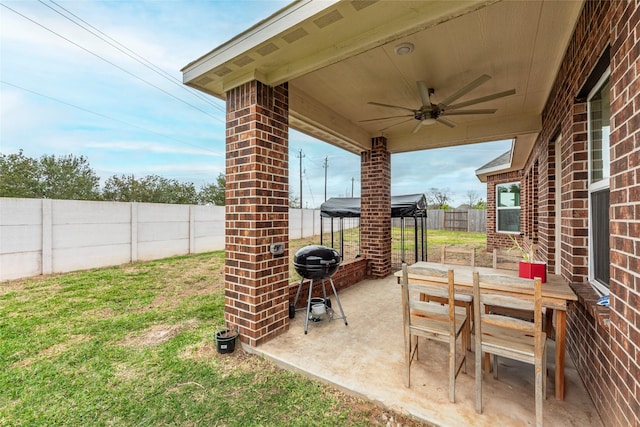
[360,136,391,277]
[225,80,289,346]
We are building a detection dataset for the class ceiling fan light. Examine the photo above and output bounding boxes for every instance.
[394,42,414,56]
[422,118,436,125]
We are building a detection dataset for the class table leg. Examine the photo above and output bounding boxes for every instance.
[555,310,566,400]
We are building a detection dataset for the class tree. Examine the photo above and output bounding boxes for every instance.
[289,192,301,208]
[465,190,480,207]
[101,174,138,202]
[198,173,225,205]
[39,153,100,200]
[426,187,452,209]
[473,198,487,209]
[139,175,197,204]
[102,174,198,204]
[0,150,41,198]
[0,150,99,200]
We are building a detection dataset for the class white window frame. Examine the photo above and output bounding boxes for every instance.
[587,69,611,296]
[496,181,521,234]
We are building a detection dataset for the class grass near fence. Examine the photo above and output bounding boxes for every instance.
[0,250,431,427]
[424,230,487,248]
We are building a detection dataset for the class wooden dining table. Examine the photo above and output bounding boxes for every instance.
[395,261,578,400]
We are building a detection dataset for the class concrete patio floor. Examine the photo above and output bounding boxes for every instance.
[246,275,603,426]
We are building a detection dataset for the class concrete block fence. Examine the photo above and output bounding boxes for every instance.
[0,198,320,282]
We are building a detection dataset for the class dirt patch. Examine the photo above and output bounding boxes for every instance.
[333,391,432,427]
[179,340,219,361]
[118,319,198,348]
[180,342,259,377]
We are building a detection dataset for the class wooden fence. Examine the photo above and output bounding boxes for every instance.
[425,209,486,232]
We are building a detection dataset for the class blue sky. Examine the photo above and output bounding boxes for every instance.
[0,0,510,208]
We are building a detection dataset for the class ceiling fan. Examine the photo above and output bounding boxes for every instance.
[362,74,515,133]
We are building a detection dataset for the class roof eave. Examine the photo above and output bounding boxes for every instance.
[475,134,537,182]
[181,0,340,90]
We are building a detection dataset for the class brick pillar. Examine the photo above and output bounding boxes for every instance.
[225,80,289,346]
[360,136,391,277]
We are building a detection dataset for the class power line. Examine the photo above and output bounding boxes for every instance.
[0,2,222,122]
[41,0,225,115]
[303,154,325,168]
[1,80,222,156]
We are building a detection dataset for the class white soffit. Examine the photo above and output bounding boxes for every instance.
[182,0,584,158]
[182,0,498,96]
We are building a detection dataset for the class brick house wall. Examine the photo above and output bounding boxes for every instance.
[486,170,523,252]
[485,1,639,425]
[224,80,290,346]
[607,1,640,425]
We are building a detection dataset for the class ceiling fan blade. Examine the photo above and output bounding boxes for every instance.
[360,114,414,122]
[379,118,414,132]
[368,101,416,112]
[412,120,425,134]
[416,81,432,108]
[436,117,456,128]
[439,74,491,106]
[443,108,497,115]
[447,89,516,110]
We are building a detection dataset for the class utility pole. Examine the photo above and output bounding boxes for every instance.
[296,149,304,208]
[323,156,328,201]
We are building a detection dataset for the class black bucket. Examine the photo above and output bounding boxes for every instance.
[215,328,238,354]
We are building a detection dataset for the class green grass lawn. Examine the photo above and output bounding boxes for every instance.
[424,230,487,248]
[0,251,429,427]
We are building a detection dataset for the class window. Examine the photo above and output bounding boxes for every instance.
[496,182,520,233]
[588,72,610,294]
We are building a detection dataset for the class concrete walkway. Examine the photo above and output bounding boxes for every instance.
[246,276,602,426]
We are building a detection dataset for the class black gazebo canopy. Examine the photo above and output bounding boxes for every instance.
[320,194,428,270]
[320,193,427,218]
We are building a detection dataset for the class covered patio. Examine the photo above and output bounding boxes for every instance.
[247,275,601,426]
[181,0,583,345]
[182,1,639,425]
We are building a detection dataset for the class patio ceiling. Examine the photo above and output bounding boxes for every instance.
[182,0,583,170]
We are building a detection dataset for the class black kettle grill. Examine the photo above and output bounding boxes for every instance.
[292,245,347,334]
[293,245,341,280]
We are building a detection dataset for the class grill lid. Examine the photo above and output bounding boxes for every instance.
[293,245,341,279]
